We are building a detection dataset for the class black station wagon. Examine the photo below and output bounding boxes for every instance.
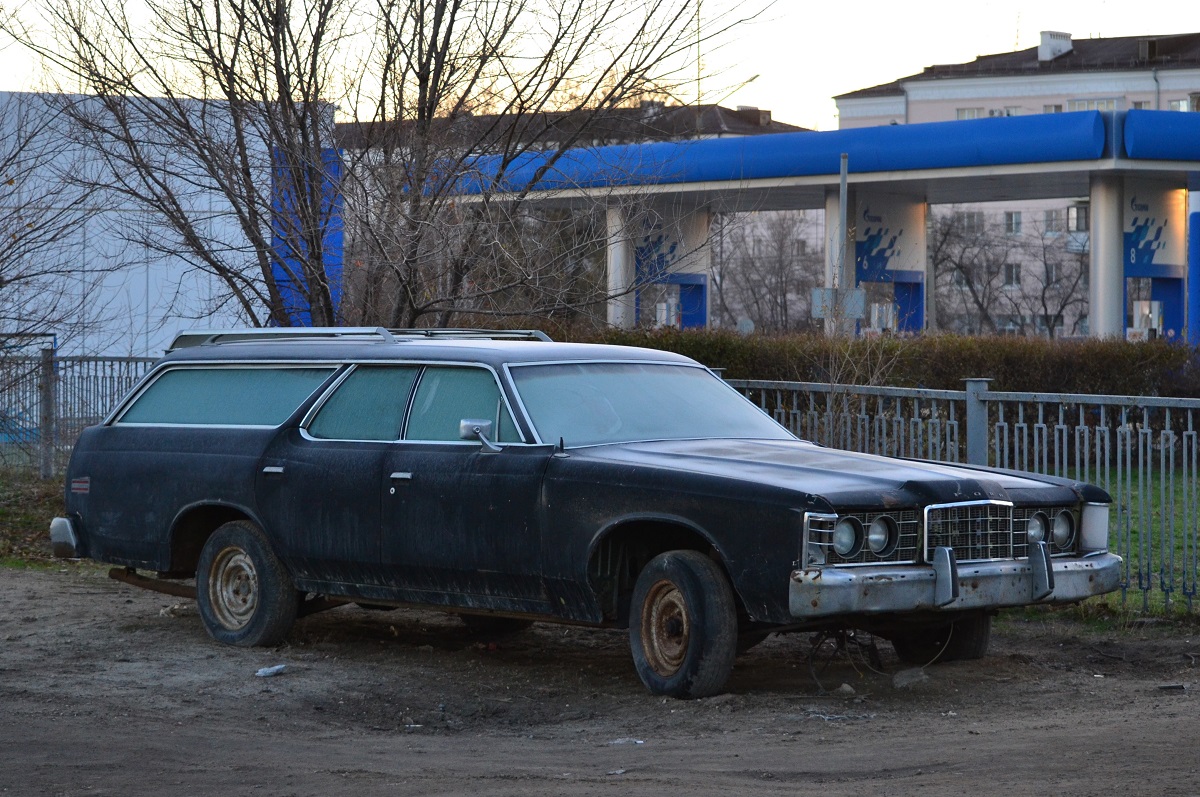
[51,328,1122,697]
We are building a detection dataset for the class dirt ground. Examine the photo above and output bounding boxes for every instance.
[2,566,1198,797]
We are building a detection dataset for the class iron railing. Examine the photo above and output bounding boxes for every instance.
[1,352,156,476]
[729,378,1200,615]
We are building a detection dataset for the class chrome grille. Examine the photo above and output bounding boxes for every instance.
[924,501,1014,562]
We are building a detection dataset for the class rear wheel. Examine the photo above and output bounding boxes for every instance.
[629,550,737,698]
[890,612,992,665]
[196,521,297,647]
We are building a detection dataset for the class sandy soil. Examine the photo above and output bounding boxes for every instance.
[2,565,1198,797]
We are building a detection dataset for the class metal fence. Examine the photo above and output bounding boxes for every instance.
[729,378,1200,615]
[1,352,156,476]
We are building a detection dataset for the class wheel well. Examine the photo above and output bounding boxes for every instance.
[165,505,253,577]
[588,520,738,626]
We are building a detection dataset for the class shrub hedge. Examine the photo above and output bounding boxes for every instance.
[560,327,1200,397]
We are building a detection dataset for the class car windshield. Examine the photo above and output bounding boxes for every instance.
[509,362,794,447]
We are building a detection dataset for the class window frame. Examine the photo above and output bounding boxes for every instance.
[299,360,531,446]
[1003,262,1022,288]
[1004,211,1022,235]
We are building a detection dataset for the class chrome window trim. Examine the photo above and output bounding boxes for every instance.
[106,361,341,428]
[502,359,796,448]
[299,360,532,445]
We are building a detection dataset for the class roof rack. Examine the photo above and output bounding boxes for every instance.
[168,327,552,350]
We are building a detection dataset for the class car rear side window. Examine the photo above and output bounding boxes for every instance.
[307,366,420,441]
[405,367,520,442]
[117,366,335,426]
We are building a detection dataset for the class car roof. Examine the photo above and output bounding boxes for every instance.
[158,335,698,369]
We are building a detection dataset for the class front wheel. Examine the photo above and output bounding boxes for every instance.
[196,520,297,647]
[629,550,737,698]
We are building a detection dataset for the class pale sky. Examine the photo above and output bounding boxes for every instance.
[714,1,1200,130]
[1,1,1197,131]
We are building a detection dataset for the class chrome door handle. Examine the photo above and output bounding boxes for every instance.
[390,472,413,481]
[262,466,285,475]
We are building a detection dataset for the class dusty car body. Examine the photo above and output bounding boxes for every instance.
[51,328,1122,697]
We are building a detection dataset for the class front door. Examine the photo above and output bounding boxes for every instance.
[379,365,552,612]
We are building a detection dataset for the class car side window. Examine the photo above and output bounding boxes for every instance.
[117,366,335,426]
[307,366,420,441]
[405,366,520,443]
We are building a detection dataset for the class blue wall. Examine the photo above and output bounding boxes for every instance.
[271,148,345,326]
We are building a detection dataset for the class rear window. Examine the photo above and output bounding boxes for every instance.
[117,366,335,426]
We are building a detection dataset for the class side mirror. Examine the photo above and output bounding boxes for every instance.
[459,418,501,453]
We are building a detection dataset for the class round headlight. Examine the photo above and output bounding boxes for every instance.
[832,517,863,558]
[1027,512,1048,544]
[1052,510,1075,549]
[868,515,898,556]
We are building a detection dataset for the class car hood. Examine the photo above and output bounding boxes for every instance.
[571,438,1089,509]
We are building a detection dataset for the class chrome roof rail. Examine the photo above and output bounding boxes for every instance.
[169,326,550,350]
[386,328,553,342]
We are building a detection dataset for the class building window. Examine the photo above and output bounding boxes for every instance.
[1003,263,1021,287]
[1043,104,1064,114]
[1168,99,1189,112]
[956,108,984,120]
[1004,106,1023,117]
[1004,211,1022,235]
[1068,204,1089,232]
[1067,99,1117,112]
[955,210,985,235]
[1132,101,1152,110]
[1044,262,1059,284]
[1044,209,1064,234]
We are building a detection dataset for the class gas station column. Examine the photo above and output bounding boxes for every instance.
[1089,174,1124,338]
[824,187,856,295]
[606,206,635,328]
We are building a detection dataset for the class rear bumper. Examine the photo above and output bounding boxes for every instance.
[789,550,1122,619]
[50,517,81,559]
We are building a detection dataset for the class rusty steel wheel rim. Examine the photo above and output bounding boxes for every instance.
[208,546,258,631]
[640,579,690,677]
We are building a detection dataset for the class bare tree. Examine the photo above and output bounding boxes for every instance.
[930,207,1090,338]
[0,92,103,350]
[711,210,822,332]
[929,207,1022,334]
[1021,224,1089,338]
[7,0,761,329]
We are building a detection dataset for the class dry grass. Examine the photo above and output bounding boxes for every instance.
[0,468,62,564]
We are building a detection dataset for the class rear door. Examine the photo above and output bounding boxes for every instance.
[256,365,419,586]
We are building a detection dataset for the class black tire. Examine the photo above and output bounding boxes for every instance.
[196,520,297,647]
[460,614,534,636]
[629,550,737,698]
[890,612,992,665]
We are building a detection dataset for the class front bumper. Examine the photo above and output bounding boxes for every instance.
[789,549,1122,619]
